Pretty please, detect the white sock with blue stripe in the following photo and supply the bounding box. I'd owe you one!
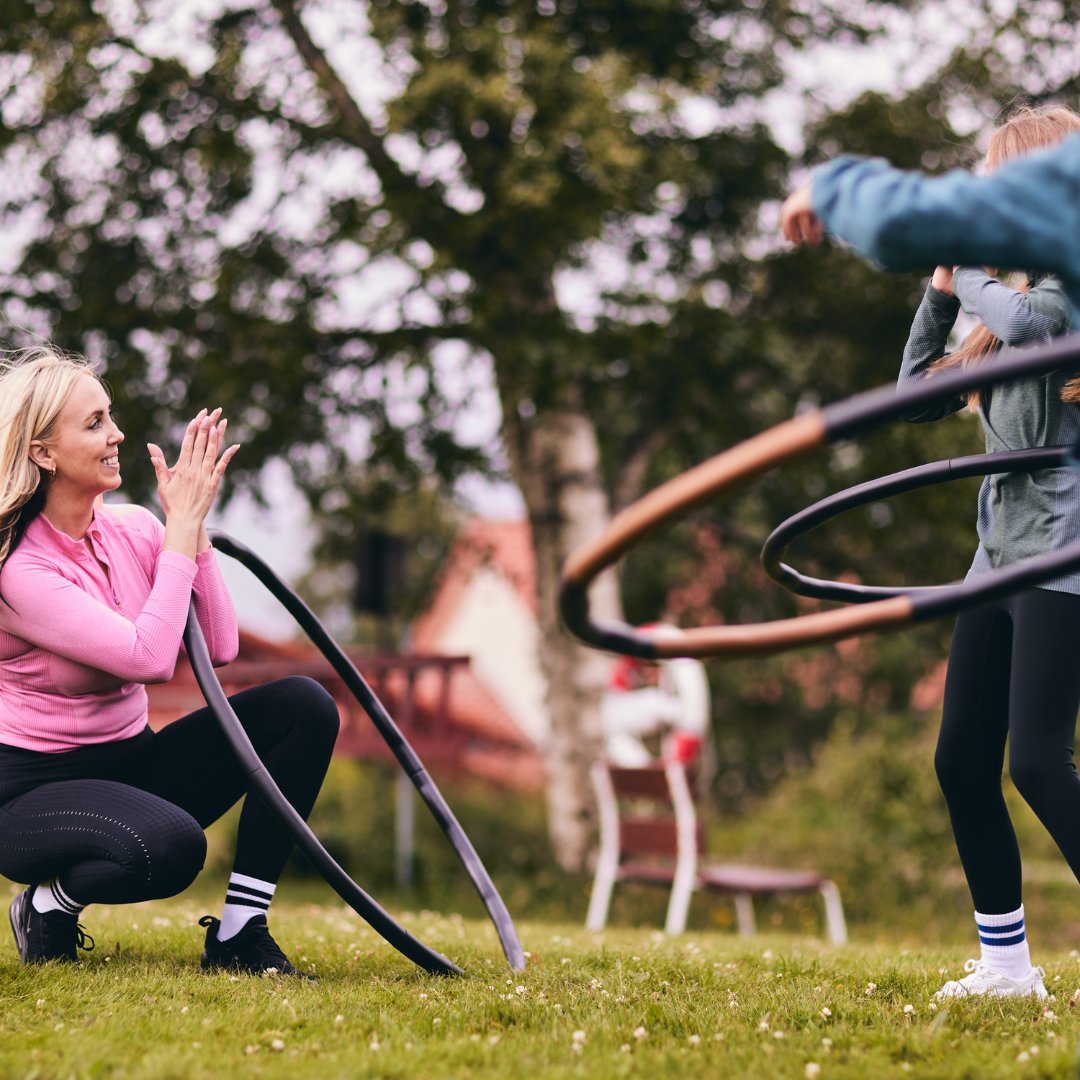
[976,905,1031,979]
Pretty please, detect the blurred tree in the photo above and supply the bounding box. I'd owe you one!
[0,0,880,869]
[1,0,1074,863]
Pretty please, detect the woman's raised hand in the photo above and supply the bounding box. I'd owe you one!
[148,409,240,561]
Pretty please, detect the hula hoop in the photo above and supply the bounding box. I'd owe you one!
[761,446,1071,603]
[183,529,527,975]
[559,335,1080,660]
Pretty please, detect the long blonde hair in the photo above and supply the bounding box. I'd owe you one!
[928,104,1080,406]
[0,345,102,579]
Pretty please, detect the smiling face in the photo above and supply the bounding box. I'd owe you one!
[29,373,124,498]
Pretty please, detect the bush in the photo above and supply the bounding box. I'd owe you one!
[710,709,1076,944]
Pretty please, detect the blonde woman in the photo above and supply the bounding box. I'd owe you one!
[0,347,338,973]
[782,105,1080,999]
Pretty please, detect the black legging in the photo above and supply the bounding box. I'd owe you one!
[935,587,1080,914]
[0,677,339,905]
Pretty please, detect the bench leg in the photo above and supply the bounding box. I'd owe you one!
[734,893,755,937]
[819,881,848,945]
[586,852,618,932]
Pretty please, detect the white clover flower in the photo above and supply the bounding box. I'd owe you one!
[688,1035,701,1046]
[633,1026,647,1040]
[271,1040,285,1053]
[516,986,526,996]
[928,1002,938,1011]
[820,1007,832,1019]
[758,1020,770,1033]
[433,1018,442,1026]
[805,1064,821,1079]
[368,1041,380,1052]
[572,1031,586,1044]
[773,1030,785,1040]
[904,1005,915,1015]
[488,1035,501,1046]
[620,1043,631,1052]
[821,1037,833,1049]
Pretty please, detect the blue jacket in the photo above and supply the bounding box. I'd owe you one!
[812,135,1080,317]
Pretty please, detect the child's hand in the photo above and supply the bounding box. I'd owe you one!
[931,265,956,296]
[780,186,824,246]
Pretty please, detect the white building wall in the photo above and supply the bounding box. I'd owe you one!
[432,566,551,747]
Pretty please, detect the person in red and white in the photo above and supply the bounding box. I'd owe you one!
[601,624,711,768]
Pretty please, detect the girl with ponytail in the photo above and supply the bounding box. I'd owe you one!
[782,103,1080,1000]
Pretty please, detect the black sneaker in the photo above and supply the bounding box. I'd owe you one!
[9,885,94,965]
[198,915,313,979]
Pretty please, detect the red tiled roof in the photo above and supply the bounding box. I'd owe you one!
[412,518,535,651]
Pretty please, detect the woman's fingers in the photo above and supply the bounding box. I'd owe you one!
[176,410,206,470]
[212,443,240,481]
[147,443,170,486]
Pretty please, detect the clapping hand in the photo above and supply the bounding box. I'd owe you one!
[148,409,240,559]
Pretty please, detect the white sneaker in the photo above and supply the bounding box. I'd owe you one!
[935,959,1048,1000]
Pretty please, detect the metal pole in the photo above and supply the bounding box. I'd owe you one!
[396,764,415,889]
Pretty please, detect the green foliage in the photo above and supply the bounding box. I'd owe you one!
[714,708,1077,944]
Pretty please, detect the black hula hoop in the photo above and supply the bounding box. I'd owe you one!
[761,446,1072,603]
[183,529,527,975]
[559,335,1080,659]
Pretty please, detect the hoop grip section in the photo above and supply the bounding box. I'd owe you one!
[560,336,1080,660]
[559,412,913,658]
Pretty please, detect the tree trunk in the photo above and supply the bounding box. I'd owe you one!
[507,407,622,871]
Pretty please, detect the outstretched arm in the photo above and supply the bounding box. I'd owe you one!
[781,136,1080,304]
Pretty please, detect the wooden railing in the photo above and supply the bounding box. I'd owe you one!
[147,652,472,766]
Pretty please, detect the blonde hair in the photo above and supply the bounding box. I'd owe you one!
[0,344,102,577]
[929,105,1080,405]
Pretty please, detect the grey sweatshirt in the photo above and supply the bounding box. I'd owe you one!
[898,268,1080,593]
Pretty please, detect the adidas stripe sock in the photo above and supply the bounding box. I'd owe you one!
[218,873,276,941]
[31,879,84,917]
[976,905,1031,979]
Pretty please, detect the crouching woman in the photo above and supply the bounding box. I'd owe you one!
[0,346,338,974]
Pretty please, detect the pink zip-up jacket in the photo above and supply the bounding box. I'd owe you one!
[0,503,239,752]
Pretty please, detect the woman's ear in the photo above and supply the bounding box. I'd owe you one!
[28,440,54,473]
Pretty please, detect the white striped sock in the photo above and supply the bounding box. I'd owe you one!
[31,879,84,916]
[976,905,1031,979]
[218,873,276,941]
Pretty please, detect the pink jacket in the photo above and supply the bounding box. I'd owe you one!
[0,504,239,752]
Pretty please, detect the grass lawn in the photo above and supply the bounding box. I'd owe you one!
[1,882,1078,1079]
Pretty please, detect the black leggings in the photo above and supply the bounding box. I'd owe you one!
[0,677,339,906]
[936,587,1080,914]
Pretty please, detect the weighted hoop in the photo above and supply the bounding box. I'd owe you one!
[761,446,1071,603]
[183,530,527,975]
[559,335,1080,660]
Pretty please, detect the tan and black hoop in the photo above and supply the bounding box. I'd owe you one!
[560,336,1080,660]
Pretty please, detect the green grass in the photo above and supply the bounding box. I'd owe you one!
[2,882,1078,1079]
